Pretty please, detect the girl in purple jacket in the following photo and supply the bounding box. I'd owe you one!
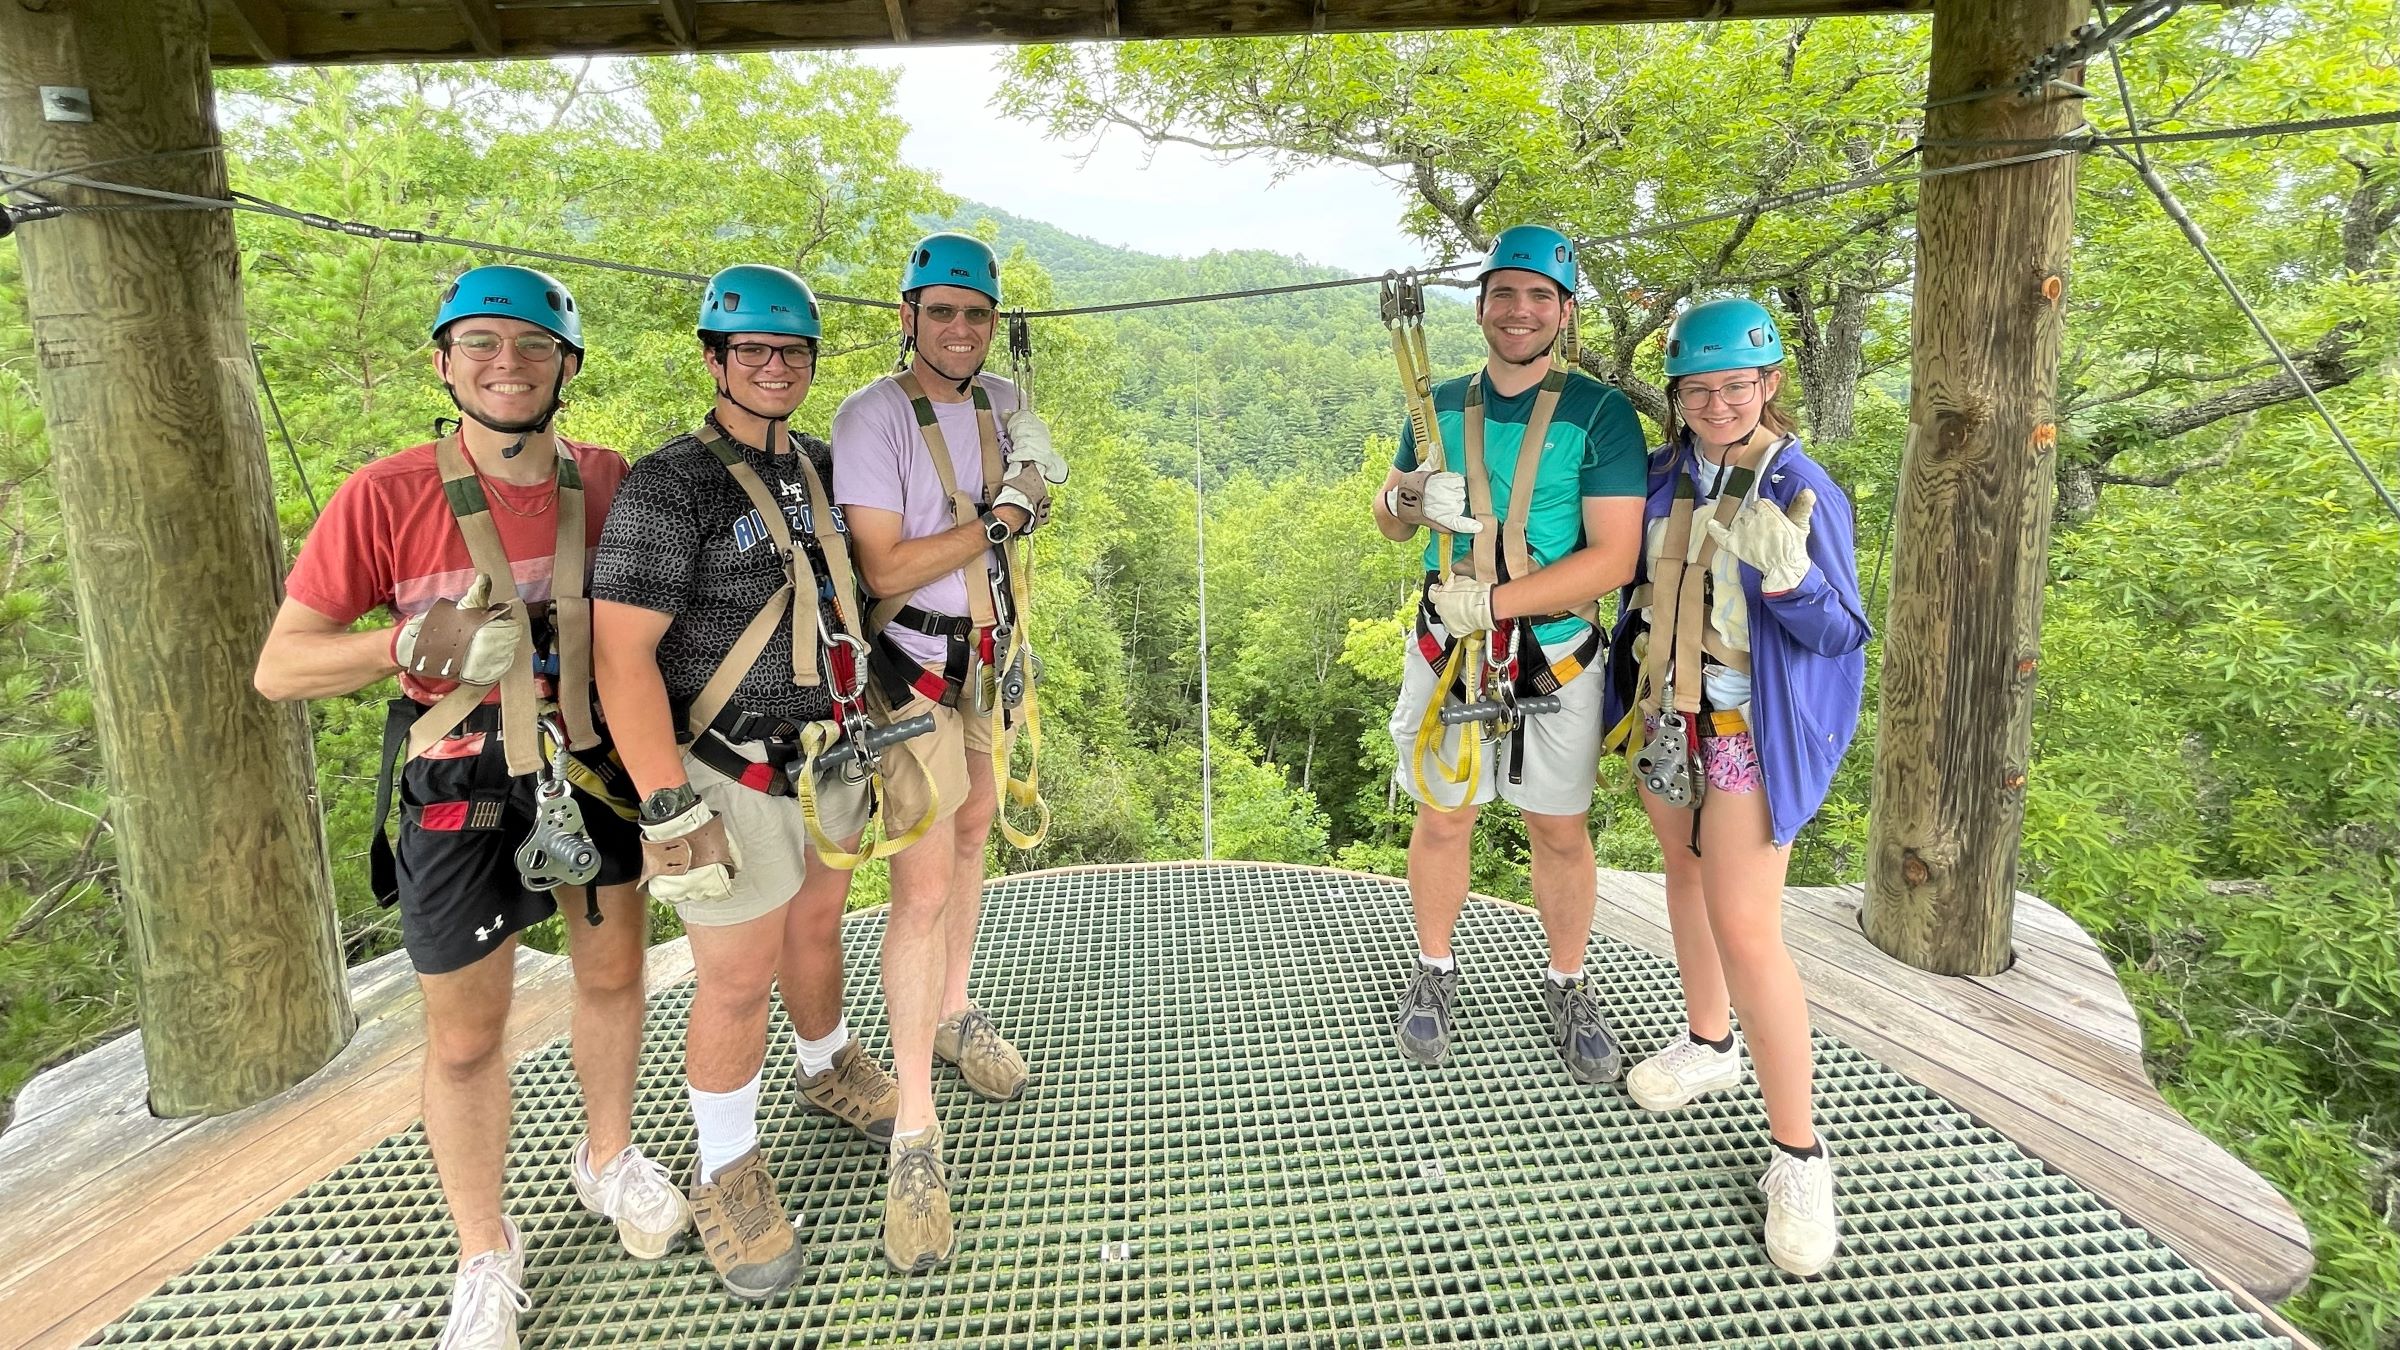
[1598,297,1870,1277]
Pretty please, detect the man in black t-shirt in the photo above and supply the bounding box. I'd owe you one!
[593,265,891,1303]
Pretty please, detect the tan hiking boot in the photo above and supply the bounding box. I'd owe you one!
[933,1007,1028,1101]
[687,1148,801,1302]
[881,1123,956,1274]
[797,1041,900,1144]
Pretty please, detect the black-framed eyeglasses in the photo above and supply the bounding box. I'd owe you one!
[910,301,997,328]
[725,341,817,370]
[1674,379,1764,410]
[448,330,564,362]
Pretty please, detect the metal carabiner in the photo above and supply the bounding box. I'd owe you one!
[821,628,870,707]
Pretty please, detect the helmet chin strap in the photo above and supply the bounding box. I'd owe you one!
[917,347,982,394]
[715,378,792,435]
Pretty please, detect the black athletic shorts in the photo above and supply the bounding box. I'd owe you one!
[387,702,643,976]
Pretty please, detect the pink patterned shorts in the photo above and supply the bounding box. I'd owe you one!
[1643,716,1763,794]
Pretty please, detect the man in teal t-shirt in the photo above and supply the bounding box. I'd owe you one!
[1370,224,1647,1087]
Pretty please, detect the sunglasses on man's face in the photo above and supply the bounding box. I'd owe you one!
[448,331,563,362]
[912,302,997,328]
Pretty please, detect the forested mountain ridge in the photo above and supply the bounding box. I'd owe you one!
[1,13,2394,1342]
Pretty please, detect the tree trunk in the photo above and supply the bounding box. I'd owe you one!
[1780,280,1869,444]
[0,0,355,1113]
[1863,0,2086,977]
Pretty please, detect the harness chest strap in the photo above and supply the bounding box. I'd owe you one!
[879,370,1008,635]
[686,422,865,741]
[1632,427,1778,722]
[1461,371,1602,629]
[408,435,591,776]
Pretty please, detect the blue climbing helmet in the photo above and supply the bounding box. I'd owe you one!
[1476,224,1579,297]
[901,232,1002,305]
[432,265,583,352]
[1663,297,1784,376]
[697,264,822,340]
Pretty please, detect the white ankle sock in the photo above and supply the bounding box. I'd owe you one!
[794,1019,852,1078]
[1418,952,1457,973]
[1546,966,1583,987]
[688,1070,762,1186]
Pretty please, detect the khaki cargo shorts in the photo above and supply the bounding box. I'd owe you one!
[872,691,1016,840]
[1388,622,1606,818]
[675,744,872,928]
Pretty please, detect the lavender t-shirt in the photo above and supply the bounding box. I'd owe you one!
[831,372,1022,667]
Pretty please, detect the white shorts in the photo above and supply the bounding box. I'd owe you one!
[1388,622,1605,818]
[674,745,872,928]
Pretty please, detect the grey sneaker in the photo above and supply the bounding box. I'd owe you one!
[1541,974,1625,1084]
[1393,961,1460,1066]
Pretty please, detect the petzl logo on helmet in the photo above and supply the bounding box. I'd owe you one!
[949,265,972,278]
[483,295,515,306]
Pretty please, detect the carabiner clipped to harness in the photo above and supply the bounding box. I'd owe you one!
[517,714,603,913]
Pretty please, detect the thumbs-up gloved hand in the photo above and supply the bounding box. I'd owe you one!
[1705,488,1818,594]
[392,573,523,686]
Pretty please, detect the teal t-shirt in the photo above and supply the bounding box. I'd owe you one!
[1395,368,1648,643]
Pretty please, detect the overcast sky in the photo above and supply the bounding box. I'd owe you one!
[864,45,1427,275]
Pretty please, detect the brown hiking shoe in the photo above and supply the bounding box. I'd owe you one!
[687,1148,801,1302]
[933,1007,1028,1101]
[797,1041,900,1144]
[881,1123,956,1274]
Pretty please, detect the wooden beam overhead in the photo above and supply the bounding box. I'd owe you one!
[659,0,700,49]
[454,0,503,57]
[199,0,2026,67]
[223,0,290,63]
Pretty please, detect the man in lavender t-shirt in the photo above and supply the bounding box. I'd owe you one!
[830,232,1064,1276]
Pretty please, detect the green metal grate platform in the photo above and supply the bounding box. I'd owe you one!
[93,863,2289,1348]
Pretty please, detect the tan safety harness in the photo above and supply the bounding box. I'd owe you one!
[681,418,938,869]
[863,368,1050,850]
[1382,273,1600,808]
[370,433,633,913]
[1613,426,1778,836]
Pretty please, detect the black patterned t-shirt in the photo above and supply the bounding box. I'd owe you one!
[592,419,853,726]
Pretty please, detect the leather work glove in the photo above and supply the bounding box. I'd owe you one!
[1705,488,1818,594]
[391,573,522,686]
[990,461,1053,535]
[1386,468,1481,534]
[1427,575,1497,636]
[1001,409,1069,484]
[638,799,744,907]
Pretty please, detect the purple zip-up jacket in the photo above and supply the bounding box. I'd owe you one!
[1600,435,1870,847]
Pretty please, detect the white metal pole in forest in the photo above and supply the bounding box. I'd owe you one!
[1193,367,1215,860]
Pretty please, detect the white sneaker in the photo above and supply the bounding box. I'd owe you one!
[1626,1031,1745,1111]
[1760,1145,1840,1277]
[573,1136,694,1260]
[435,1217,529,1350]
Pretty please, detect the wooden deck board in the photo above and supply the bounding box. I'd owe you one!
[1585,873,2314,1307]
[0,938,694,1350]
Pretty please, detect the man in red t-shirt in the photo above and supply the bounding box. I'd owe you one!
[256,267,688,1350]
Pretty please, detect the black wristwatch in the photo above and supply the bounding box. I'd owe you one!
[639,783,699,825]
[977,510,1015,545]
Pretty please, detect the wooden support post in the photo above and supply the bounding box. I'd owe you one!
[0,0,354,1114]
[1863,0,2086,975]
